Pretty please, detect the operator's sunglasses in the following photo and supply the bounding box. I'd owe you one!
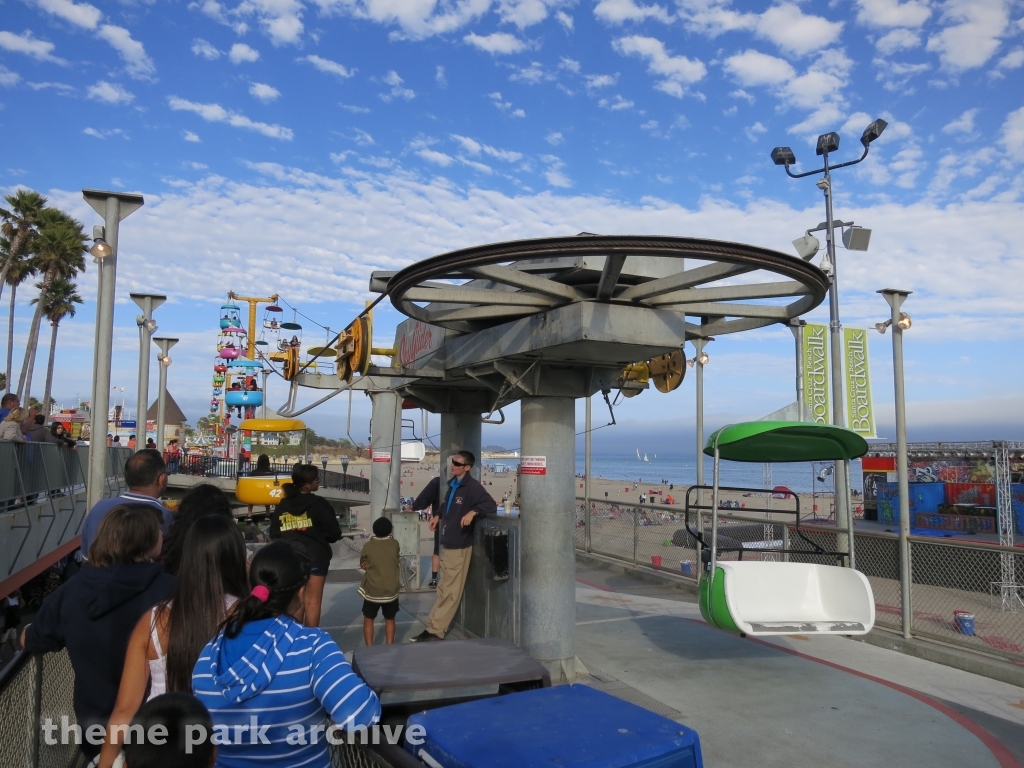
[451,459,468,467]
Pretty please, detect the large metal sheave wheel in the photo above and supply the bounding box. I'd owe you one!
[335,316,370,383]
[386,235,829,338]
[649,350,685,393]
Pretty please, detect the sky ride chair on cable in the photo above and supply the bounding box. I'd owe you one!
[684,421,875,637]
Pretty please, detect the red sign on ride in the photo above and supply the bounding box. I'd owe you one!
[520,456,547,475]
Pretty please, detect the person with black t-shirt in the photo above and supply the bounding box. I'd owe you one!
[268,464,341,627]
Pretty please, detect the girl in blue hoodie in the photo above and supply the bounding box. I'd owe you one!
[192,542,380,768]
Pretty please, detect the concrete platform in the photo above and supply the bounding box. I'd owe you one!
[320,539,1024,768]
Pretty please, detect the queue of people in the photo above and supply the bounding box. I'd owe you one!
[16,450,381,768]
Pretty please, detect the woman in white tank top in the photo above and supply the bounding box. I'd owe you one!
[97,516,249,768]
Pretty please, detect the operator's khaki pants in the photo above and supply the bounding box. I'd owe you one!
[426,545,472,638]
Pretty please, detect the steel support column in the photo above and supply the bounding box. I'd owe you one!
[369,390,403,519]
[519,395,576,681]
[439,413,482,483]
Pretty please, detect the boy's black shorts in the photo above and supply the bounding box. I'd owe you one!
[362,598,399,620]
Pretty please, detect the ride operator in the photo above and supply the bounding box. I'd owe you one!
[410,449,496,642]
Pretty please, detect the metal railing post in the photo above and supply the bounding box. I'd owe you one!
[633,506,639,567]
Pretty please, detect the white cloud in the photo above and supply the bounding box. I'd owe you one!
[340,103,370,113]
[192,39,221,59]
[555,11,574,29]
[379,70,414,102]
[559,57,581,73]
[436,65,447,87]
[168,96,294,140]
[26,80,73,94]
[943,108,978,135]
[0,30,66,63]
[87,80,134,104]
[315,0,491,41]
[417,148,455,167]
[229,43,260,64]
[854,0,931,28]
[875,28,921,54]
[510,62,551,84]
[183,131,201,142]
[34,0,102,29]
[83,127,126,139]
[990,47,1024,78]
[97,25,155,79]
[1001,106,1024,160]
[594,0,672,24]
[681,1,843,57]
[585,73,619,89]
[613,35,706,97]
[450,134,523,162]
[729,88,754,103]
[540,154,572,187]
[545,131,563,145]
[598,94,634,110]
[723,49,795,86]
[744,121,767,141]
[926,0,1010,71]
[464,32,527,54]
[496,0,568,29]
[874,58,930,91]
[250,82,281,102]
[489,91,526,117]
[301,55,355,78]
[350,128,374,146]
[0,66,20,87]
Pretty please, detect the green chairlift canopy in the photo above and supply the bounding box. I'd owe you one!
[703,421,869,463]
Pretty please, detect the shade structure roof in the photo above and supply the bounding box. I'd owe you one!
[704,421,869,463]
[239,417,306,432]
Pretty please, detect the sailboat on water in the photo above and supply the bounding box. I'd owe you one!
[637,449,651,462]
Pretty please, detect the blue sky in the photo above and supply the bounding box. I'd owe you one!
[1,0,1022,451]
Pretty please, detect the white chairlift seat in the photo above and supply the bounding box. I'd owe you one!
[711,561,875,636]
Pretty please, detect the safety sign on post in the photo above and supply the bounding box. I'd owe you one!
[372,450,392,463]
[520,456,547,475]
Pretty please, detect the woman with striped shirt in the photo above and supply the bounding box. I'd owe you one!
[193,542,380,767]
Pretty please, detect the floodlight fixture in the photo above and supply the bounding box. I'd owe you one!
[792,233,821,259]
[770,146,796,166]
[860,119,888,147]
[137,315,158,332]
[875,321,890,334]
[897,312,912,330]
[816,132,840,156]
[698,352,710,365]
[90,225,113,260]
[842,225,872,251]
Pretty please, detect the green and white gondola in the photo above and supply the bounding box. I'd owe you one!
[697,421,876,637]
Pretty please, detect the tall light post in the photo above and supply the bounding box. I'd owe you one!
[687,336,711,505]
[131,293,166,443]
[770,119,887,557]
[84,189,144,512]
[877,288,912,638]
[153,337,178,453]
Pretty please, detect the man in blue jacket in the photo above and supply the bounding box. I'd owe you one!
[410,450,496,641]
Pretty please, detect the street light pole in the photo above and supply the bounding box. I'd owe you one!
[690,334,711,507]
[83,189,144,512]
[770,120,887,564]
[153,337,178,454]
[131,293,166,446]
[878,288,913,639]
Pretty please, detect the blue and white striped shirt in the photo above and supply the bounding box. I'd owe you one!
[193,616,380,768]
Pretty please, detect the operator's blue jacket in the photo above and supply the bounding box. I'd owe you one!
[412,473,497,549]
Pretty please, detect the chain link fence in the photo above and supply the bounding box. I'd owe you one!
[0,649,79,768]
[579,496,1024,661]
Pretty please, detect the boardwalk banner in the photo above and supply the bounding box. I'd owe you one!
[801,323,830,424]
[843,327,877,438]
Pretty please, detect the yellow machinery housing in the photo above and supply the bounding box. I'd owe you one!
[234,418,307,506]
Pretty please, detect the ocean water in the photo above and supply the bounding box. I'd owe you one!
[571,453,863,495]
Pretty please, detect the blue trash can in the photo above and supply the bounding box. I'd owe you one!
[954,611,975,636]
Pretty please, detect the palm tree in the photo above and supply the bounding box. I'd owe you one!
[16,209,86,402]
[2,237,38,395]
[36,277,82,413]
[0,189,46,299]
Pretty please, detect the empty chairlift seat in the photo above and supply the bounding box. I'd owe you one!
[702,561,875,636]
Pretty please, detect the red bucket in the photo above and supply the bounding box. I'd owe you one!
[651,555,662,568]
